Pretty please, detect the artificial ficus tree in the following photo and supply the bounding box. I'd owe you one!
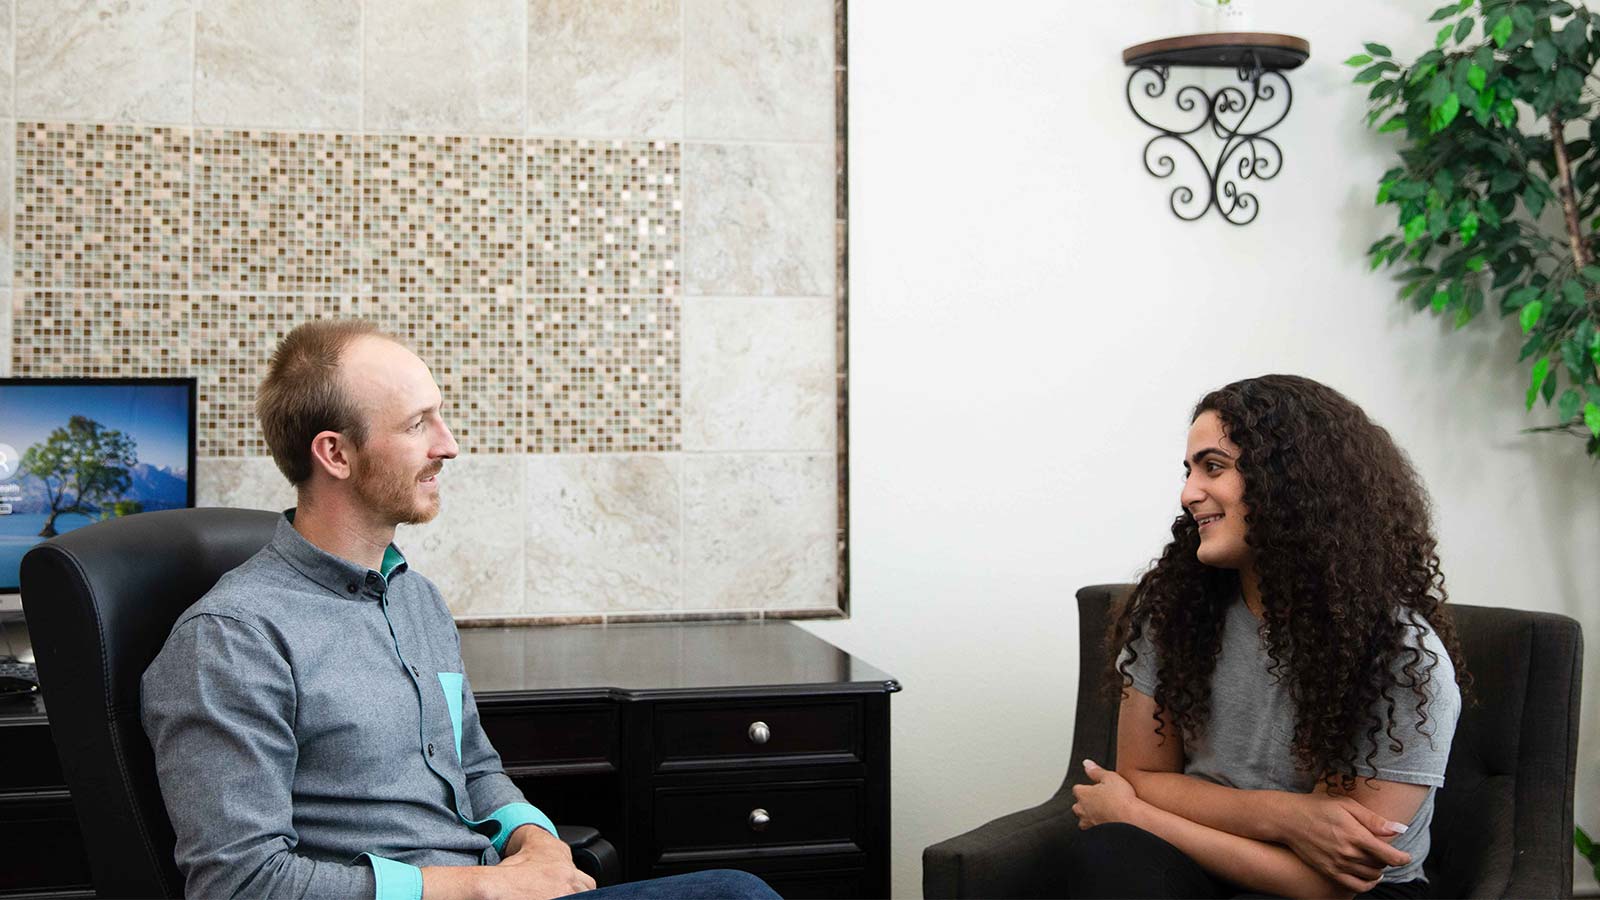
[1354,0,1600,458]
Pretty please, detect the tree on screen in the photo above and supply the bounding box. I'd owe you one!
[18,416,139,537]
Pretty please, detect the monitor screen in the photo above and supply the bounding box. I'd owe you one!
[0,378,197,592]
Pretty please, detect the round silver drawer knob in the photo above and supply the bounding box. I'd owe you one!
[747,721,770,745]
[748,808,770,832]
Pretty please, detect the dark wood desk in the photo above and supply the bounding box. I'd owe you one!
[0,621,898,899]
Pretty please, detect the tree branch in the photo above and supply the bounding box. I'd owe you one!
[1549,115,1591,268]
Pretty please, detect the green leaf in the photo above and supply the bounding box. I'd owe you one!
[1460,212,1481,244]
[1365,42,1393,57]
[1512,6,1535,31]
[1528,358,1551,410]
[1491,14,1514,47]
[1563,279,1586,306]
[1520,333,1546,361]
[1431,92,1461,132]
[1432,289,1451,312]
[1521,299,1544,332]
[1355,62,1399,83]
[1544,371,1559,405]
[1587,402,1600,436]
[1454,16,1474,43]
[1478,199,1503,228]
[1563,341,1588,378]
[1467,63,1487,91]
[1590,331,1600,368]
[1436,23,1455,47]
[1490,170,1521,194]
[1345,53,1374,67]
[1532,39,1557,70]
[1404,214,1427,244]
[1465,255,1486,271]
[1581,266,1600,283]
[1429,3,1459,21]
[1524,185,1546,217]
[1455,303,1475,328]
[1496,100,1517,127]
[1508,285,1542,308]
[1560,389,1582,422]
[1378,116,1408,134]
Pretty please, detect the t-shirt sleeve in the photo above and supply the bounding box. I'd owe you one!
[1115,628,1160,698]
[1353,618,1462,787]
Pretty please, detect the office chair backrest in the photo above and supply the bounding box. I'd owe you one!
[20,507,281,900]
[1067,584,1582,899]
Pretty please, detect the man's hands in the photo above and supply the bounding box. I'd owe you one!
[476,825,595,900]
[1271,791,1411,895]
[1071,759,1142,829]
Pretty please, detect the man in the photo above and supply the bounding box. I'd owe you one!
[142,320,777,900]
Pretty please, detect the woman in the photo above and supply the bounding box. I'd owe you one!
[1068,375,1469,899]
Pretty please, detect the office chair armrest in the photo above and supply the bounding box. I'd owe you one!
[554,825,621,888]
[922,795,1080,899]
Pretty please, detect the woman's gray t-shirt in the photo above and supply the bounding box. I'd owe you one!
[1118,598,1461,884]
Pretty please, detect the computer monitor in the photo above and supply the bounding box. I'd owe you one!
[0,377,197,593]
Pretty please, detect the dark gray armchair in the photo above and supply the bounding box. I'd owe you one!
[923,584,1584,899]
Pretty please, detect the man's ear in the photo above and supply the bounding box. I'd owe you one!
[308,430,354,481]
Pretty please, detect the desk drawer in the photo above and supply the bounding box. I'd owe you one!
[0,794,92,893]
[653,781,861,857]
[654,700,859,771]
[478,704,617,774]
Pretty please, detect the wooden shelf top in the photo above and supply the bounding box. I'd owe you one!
[1122,32,1310,70]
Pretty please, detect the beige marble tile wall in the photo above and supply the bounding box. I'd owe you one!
[3,0,843,623]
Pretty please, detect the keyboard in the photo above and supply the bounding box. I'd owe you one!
[0,660,39,695]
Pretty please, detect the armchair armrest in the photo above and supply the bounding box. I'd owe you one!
[555,825,620,888]
[923,795,1080,899]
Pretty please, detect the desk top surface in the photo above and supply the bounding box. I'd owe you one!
[459,620,899,700]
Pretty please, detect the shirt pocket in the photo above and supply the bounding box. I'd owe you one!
[438,672,465,763]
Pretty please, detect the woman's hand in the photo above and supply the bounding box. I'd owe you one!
[1278,792,1410,893]
[1071,759,1141,829]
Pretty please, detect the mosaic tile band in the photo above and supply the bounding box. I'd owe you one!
[13,124,681,455]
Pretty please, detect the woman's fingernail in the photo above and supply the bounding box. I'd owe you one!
[1387,821,1408,834]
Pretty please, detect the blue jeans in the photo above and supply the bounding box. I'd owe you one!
[570,869,781,899]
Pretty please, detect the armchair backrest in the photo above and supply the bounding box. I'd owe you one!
[19,507,281,899]
[1065,584,1583,899]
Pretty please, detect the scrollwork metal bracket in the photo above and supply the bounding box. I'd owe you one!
[1121,35,1309,226]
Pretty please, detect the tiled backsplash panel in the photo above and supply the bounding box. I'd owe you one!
[194,130,361,294]
[363,134,523,297]
[527,139,680,298]
[17,123,191,290]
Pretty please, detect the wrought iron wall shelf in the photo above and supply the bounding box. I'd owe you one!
[1122,33,1310,225]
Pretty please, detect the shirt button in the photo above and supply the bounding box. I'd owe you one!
[427,743,435,757]
[365,573,379,585]
[346,584,357,594]
[409,664,420,678]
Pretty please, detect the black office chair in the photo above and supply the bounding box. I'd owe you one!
[20,507,618,899]
[923,583,1585,899]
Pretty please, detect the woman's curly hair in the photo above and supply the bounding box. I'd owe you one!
[1109,374,1470,790]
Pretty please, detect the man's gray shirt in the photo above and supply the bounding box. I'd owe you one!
[141,514,556,899]
[1119,597,1461,885]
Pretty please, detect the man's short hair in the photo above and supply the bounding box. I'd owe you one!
[257,319,395,486]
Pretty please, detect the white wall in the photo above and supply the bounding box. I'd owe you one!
[802,1,1600,895]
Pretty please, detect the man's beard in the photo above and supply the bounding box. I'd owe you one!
[352,454,441,525]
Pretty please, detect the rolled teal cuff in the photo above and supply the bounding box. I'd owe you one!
[487,801,559,852]
[361,853,423,900]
